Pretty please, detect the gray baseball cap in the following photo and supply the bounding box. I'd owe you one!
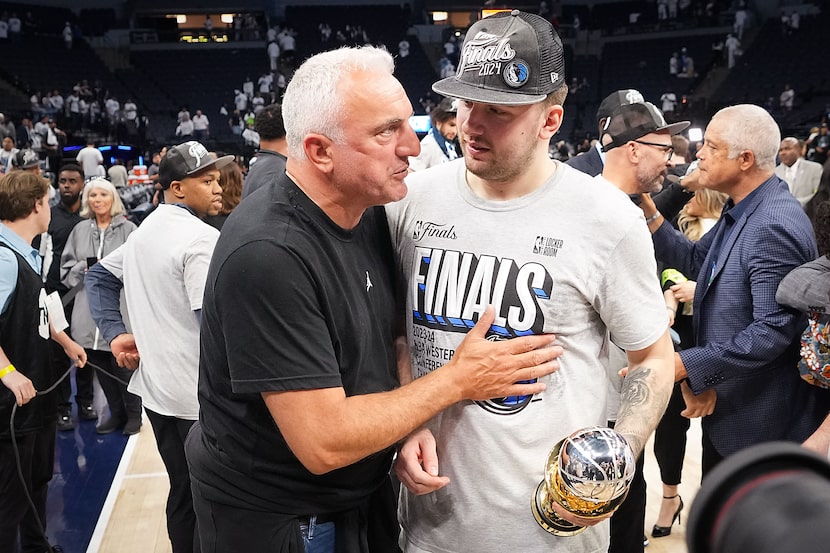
[432,10,566,106]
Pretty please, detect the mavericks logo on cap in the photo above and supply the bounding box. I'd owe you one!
[504,60,530,88]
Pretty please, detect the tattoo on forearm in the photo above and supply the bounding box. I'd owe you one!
[616,365,671,457]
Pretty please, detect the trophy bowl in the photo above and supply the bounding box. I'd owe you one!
[532,426,635,536]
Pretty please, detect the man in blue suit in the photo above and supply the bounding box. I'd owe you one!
[638,104,826,474]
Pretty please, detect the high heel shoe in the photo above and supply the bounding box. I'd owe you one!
[651,495,683,538]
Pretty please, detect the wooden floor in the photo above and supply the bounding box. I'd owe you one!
[87,418,703,553]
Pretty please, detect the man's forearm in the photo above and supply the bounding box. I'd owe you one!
[613,333,675,457]
[264,318,560,475]
[84,263,127,344]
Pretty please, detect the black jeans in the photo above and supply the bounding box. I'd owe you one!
[86,349,141,422]
[145,409,200,553]
[54,339,94,412]
[0,423,57,553]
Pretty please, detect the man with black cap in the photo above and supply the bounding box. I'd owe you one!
[598,100,689,553]
[568,89,645,177]
[11,148,42,174]
[568,89,698,221]
[386,10,675,553]
[601,101,690,195]
[85,140,232,553]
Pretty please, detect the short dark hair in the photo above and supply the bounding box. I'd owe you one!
[254,104,286,141]
[0,171,50,221]
[59,162,84,180]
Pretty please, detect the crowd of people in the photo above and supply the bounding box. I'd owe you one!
[3,7,830,553]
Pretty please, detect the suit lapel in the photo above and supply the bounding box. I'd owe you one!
[701,178,773,296]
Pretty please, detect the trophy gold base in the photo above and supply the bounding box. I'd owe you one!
[531,481,587,536]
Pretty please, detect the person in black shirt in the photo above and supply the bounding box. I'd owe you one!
[241,103,287,199]
[185,46,562,553]
[0,171,85,553]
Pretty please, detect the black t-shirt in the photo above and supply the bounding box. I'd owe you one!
[190,173,399,513]
[241,149,287,199]
[46,202,82,294]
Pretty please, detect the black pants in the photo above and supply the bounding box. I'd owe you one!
[86,349,141,422]
[609,452,646,553]
[653,383,691,485]
[0,423,57,553]
[190,478,306,552]
[145,409,200,553]
[54,339,94,412]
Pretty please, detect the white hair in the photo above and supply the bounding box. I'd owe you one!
[80,177,126,218]
[712,104,781,172]
[282,46,395,160]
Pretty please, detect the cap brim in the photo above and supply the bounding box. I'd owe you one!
[433,77,547,106]
[186,154,235,176]
[658,120,691,135]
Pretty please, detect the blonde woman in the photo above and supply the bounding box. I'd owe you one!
[652,180,728,538]
[677,187,729,241]
[61,178,141,434]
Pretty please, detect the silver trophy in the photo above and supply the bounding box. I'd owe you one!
[532,426,635,536]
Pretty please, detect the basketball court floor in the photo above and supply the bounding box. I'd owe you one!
[43,409,702,553]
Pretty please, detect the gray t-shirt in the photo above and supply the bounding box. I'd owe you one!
[386,160,667,553]
[101,205,218,419]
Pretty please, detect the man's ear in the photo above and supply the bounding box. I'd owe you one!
[737,149,755,172]
[539,104,565,140]
[168,180,186,200]
[303,134,335,174]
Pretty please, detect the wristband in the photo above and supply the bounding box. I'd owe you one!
[0,364,16,378]
[645,211,662,224]
[666,306,676,313]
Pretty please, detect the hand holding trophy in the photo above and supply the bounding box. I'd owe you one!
[532,426,635,536]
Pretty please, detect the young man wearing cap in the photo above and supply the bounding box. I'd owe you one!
[85,141,232,553]
[185,46,560,553]
[386,11,675,553]
[638,105,825,475]
[0,171,86,553]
